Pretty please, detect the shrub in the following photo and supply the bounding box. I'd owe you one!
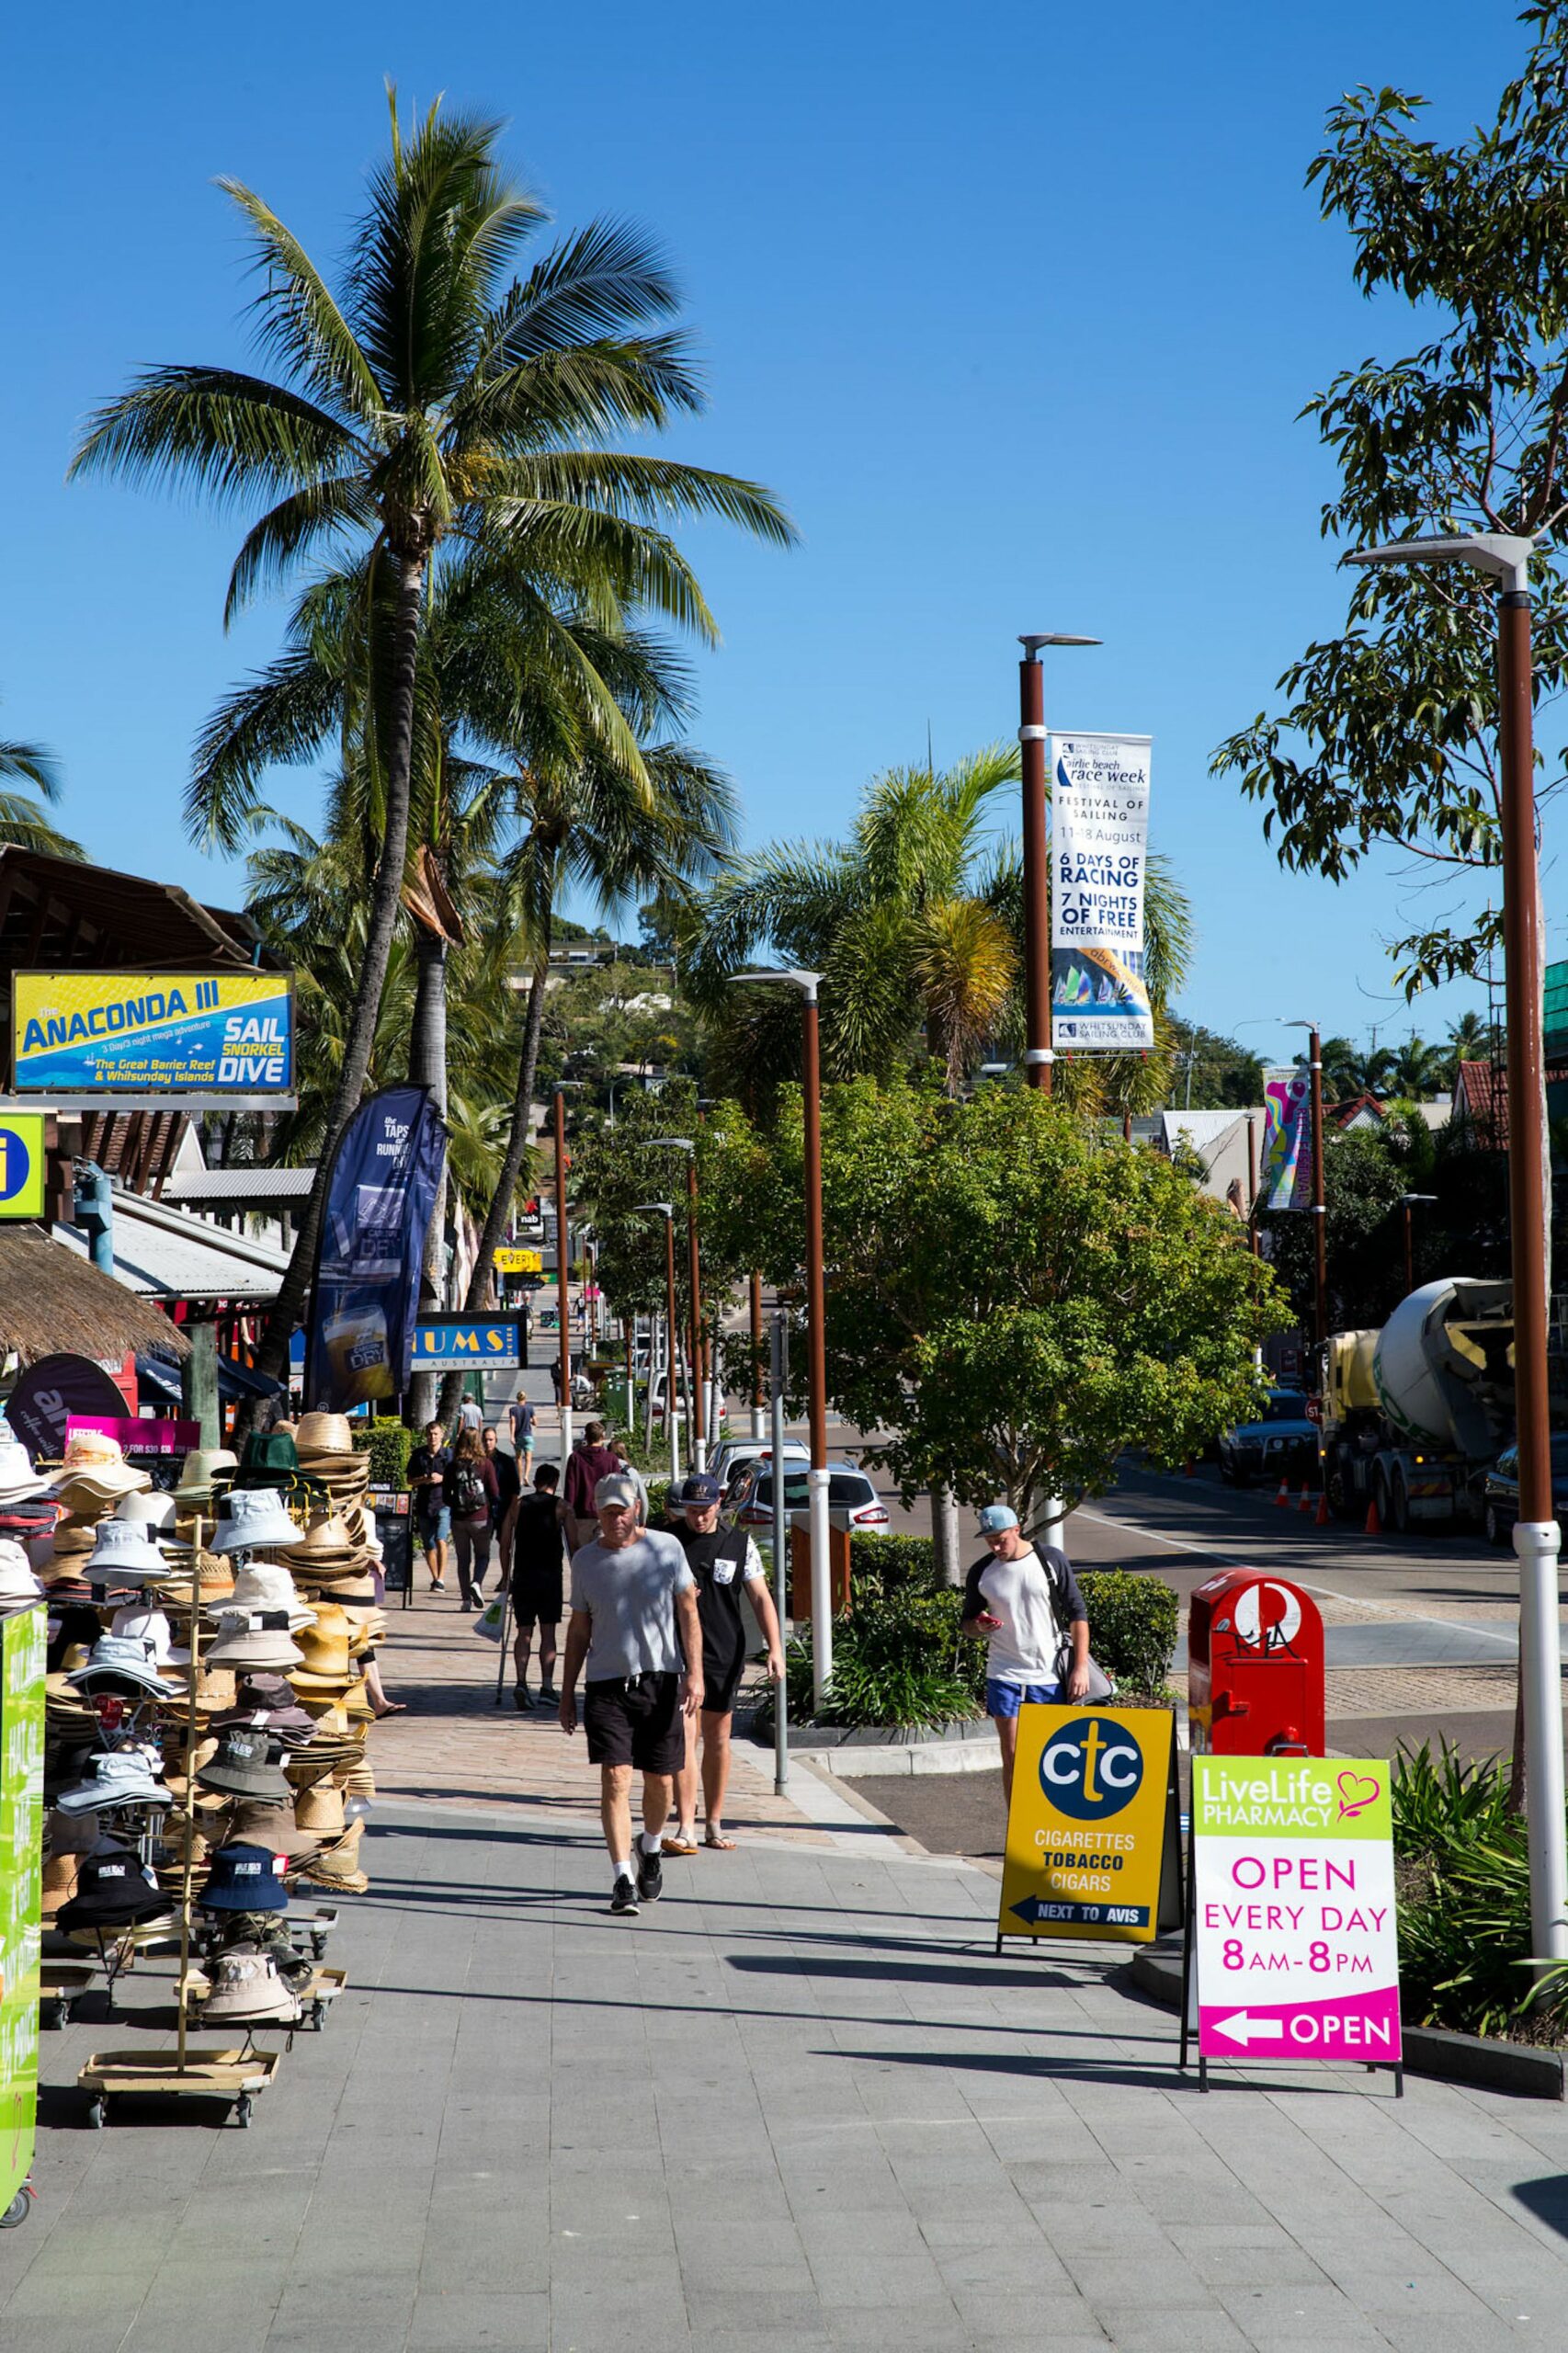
[353,1417,413,1490]
[850,1533,940,1595]
[760,1586,982,1732]
[1077,1571,1178,1693]
[644,1476,675,1524]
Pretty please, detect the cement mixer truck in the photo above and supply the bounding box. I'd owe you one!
[1319,1278,1514,1534]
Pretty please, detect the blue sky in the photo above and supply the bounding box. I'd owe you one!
[1,0,1536,1055]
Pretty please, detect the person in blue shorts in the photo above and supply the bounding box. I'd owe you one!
[960,1503,1091,1805]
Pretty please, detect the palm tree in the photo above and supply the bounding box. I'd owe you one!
[70,91,793,1390]
[1319,1037,1369,1101]
[0,716,80,857]
[1368,1033,1449,1101]
[1444,1008,1494,1086]
[683,747,1193,1100]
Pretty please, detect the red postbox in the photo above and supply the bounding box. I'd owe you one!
[1187,1570,1325,1756]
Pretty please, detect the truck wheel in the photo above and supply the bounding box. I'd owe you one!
[1372,1471,1392,1533]
[1390,1474,1411,1535]
[1484,1502,1506,1548]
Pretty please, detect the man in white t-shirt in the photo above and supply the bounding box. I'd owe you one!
[960,1503,1091,1802]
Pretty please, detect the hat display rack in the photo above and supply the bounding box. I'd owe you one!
[33,1433,387,2128]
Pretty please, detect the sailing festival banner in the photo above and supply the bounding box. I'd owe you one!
[1050,733,1153,1051]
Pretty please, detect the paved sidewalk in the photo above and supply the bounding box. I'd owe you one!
[7,1806,1568,2351]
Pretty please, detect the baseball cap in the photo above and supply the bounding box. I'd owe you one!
[594,1472,642,1509]
[976,1504,1018,1536]
[681,1472,722,1506]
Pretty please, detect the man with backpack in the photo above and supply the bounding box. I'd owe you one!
[960,1504,1092,1805]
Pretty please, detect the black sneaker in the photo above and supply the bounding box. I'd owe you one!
[610,1874,640,1915]
[513,1685,531,1711]
[538,1683,558,1706]
[636,1846,664,1904]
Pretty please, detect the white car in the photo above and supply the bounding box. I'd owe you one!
[726,1459,890,1533]
[710,1438,811,1492]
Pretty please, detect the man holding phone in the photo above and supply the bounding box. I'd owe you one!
[960,1503,1091,1804]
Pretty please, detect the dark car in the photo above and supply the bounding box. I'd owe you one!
[1217,1391,1320,1489]
[1481,1434,1568,1546]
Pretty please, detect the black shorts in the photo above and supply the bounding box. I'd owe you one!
[511,1564,563,1625]
[701,1646,745,1717]
[584,1673,684,1771]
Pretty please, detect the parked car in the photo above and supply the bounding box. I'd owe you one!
[1217,1391,1320,1488]
[725,1459,890,1532]
[710,1438,811,1493]
[1481,1434,1568,1546]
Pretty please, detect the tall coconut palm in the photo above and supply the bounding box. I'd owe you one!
[0,716,80,857]
[70,90,793,1390]
[1368,1033,1449,1101]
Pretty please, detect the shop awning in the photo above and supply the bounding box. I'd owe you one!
[137,1352,284,1407]
[52,1188,292,1303]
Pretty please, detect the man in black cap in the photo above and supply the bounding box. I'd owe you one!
[663,1470,785,1853]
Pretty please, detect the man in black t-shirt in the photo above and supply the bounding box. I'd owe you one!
[482,1424,521,1588]
[663,1471,785,1851]
[406,1419,452,1594]
[509,1463,566,1709]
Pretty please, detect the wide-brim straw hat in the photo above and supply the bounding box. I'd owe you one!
[292,1778,346,1835]
[341,1677,374,1721]
[282,1514,360,1566]
[294,1412,355,1457]
[288,1605,354,1689]
[53,1461,152,1508]
[159,1659,238,1712]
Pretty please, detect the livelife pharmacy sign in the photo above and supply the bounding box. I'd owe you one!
[1191,1754,1402,2063]
[998,1706,1178,1944]
[12,970,293,1095]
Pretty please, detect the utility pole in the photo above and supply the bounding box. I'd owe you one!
[1017,631,1099,1095]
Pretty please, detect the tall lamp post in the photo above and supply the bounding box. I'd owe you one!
[1281,1019,1327,1374]
[642,1138,705,1470]
[728,967,833,1701]
[551,1084,574,1463]
[632,1201,682,1487]
[1399,1193,1437,1300]
[1346,529,1565,1966]
[1017,631,1100,1095]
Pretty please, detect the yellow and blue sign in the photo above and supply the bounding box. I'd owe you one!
[998,1705,1178,1944]
[0,1116,45,1220]
[12,970,293,1094]
[412,1318,524,1369]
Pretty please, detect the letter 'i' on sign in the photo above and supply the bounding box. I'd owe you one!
[997,1706,1181,1945]
[0,1115,46,1219]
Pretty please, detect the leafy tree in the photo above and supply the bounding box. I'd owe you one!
[1319,1037,1372,1101]
[1368,1033,1450,1100]
[0,713,79,858]
[71,90,792,1392]
[1164,1017,1266,1108]
[1262,1125,1416,1329]
[1211,7,1568,995]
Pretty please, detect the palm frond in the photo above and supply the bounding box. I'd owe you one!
[69,368,358,506]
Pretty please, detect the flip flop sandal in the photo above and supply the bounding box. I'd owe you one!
[704,1832,737,1849]
[661,1836,699,1857]
[372,1702,408,1718]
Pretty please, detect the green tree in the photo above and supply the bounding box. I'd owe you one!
[1164,1017,1266,1108]
[1368,1033,1450,1100]
[71,91,792,1392]
[1211,8,1568,995]
[1262,1126,1414,1330]
[0,711,79,857]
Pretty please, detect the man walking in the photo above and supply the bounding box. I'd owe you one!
[558,1472,703,1915]
[507,1387,536,1481]
[406,1418,452,1595]
[482,1423,521,1590]
[960,1503,1091,1804]
[510,1461,566,1710]
[663,1471,784,1852]
[562,1419,626,1552]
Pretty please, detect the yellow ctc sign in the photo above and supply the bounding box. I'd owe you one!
[0,1115,45,1219]
[997,1705,1179,1945]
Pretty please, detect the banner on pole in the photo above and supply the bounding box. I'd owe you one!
[1050,733,1153,1051]
[305,1086,447,1410]
[1260,1061,1313,1211]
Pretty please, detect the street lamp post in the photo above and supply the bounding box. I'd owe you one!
[1282,1020,1328,1373]
[1017,631,1100,1095]
[1347,529,1565,1965]
[551,1086,574,1463]
[1399,1193,1438,1300]
[642,1138,704,1469]
[632,1201,682,1487]
[728,967,833,1702]
[750,1271,766,1440]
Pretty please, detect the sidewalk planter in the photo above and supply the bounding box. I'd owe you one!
[1129,1938,1567,2099]
[744,1716,996,1778]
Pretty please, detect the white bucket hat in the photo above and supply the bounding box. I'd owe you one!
[56,1747,173,1814]
[0,1539,43,1612]
[212,1489,299,1555]
[115,1490,177,1532]
[85,1518,171,1585]
[66,1631,181,1699]
[224,1559,312,1630]
[0,1431,52,1502]
[108,1604,176,1665]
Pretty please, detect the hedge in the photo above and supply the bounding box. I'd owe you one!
[1075,1571,1179,1694]
[353,1417,414,1490]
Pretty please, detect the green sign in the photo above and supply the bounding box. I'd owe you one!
[0,1116,45,1220]
[0,1605,43,2211]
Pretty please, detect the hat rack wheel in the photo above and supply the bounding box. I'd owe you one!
[311,1934,327,1961]
[234,2094,253,2129]
[85,2098,106,2131]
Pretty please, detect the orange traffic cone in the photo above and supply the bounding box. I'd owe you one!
[1274,1478,1290,1508]
[1364,1497,1381,1536]
[1314,1492,1330,1527]
[1297,1484,1312,1514]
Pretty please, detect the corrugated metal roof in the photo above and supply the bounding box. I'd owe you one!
[164,1166,314,1204]
[51,1189,291,1302]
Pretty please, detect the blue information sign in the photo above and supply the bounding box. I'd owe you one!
[412,1318,524,1369]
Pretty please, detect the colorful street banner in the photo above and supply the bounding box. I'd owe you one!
[305,1086,447,1410]
[0,1603,44,2217]
[0,1116,44,1220]
[1191,1754,1402,2064]
[998,1705,1180,1944]
[1050,733,1153,1052]
[1260,1060,1313,1211]
[12,970,294,1095]
[412,1318,524,1369]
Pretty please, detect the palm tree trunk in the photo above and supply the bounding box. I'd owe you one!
[435,920,551,1425]
[408,926,449,1427]
[248,546,426,1404]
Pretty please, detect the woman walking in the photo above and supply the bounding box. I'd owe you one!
[960,1503,1091,1805]
[449,1426,499,1611]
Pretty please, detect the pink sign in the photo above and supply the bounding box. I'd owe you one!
[67,1414,201,1460]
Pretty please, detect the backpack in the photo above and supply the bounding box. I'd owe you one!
[453,1461,487,1519]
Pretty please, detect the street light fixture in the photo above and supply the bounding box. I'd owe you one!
[1346,526,1565,1968]
[641,1137,706,1470]
[632,1200,682,1486]
[728,966,833,1702]
[1281,1020,1328,1371]
[1017,631,1101,1094]
[1398,1193,1438,1301]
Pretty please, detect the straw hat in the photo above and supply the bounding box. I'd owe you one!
[59,1428,126,1472]
[341,1678,374,1722]
[53,1462,151,1510]
[159,1658,238,1712]
[292,1779,346,1836]
[206,1611,305,1672]
[282,1515,360,1568]
[294,1412,355,1460]
[173,1447,238,1505]
[289,1606,354,1691]
[40,1849,81,1916]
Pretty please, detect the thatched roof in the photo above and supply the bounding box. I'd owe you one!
[0,1228,190,1363]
